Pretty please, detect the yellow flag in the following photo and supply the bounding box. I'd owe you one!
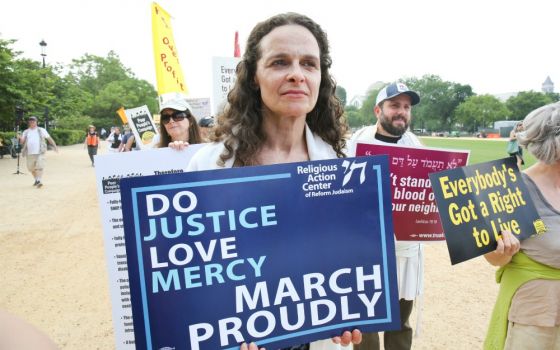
[116,106,127,124]
[151,2,188,99]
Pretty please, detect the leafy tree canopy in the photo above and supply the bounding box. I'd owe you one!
[506,91,556,120]
[455,94,510,132]
[404,75,473,132]
[335,85,347,107]
[0,37,157,132]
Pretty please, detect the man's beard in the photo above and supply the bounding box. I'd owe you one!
[379,112,409,137]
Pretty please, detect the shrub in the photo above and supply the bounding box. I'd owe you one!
[56,115,93,130]
[49,129,85,145]
[0,129,84,146]
[0,131,17,146]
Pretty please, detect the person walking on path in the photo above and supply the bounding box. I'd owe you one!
[84,125,99,166]
[20,116,58,188]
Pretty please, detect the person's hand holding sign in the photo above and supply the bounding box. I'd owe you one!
[241,342,264,350]
[332,329,362,346]
[240,330,362,349]
[483,230,520,266]
[168,140,189,150]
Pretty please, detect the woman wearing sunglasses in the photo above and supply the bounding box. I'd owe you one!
[123,99,203,150]
[157,98,203,148]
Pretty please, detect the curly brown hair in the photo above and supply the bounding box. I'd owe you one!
[212,12,347,166]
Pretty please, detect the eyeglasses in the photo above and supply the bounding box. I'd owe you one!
[161,111,188,125]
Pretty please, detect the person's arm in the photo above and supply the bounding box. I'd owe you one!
[125,135,135,151]
[118,135,127,152]
[509,129,517,141]
[19,131,27,144]
[483,230,520,266]
[46,136,58,153]
[0,309,59,350]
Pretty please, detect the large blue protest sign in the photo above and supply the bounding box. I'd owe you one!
[120,155,399,350]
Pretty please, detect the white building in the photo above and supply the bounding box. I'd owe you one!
[348,95,366,108]
[542,76,554,93]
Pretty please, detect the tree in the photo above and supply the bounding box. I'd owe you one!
[69,52,158,128]
[404,75,474,132]
[335,85,347,107]
[545,92,560,102]
[0,39,63,131]
[11,58,59,120]
[0,38,159,133]
[0,38,30,130]
[455,95,510,132]
[51,73,94,120]
[344,105,371,128]
[506,91,555,120]
[70,51,133,95]
[357,86,383,127]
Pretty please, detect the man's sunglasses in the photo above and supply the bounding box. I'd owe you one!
[161,111,189,124]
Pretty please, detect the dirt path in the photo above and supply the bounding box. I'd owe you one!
[0,144,500,349]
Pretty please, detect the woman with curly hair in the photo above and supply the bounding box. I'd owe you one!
[186,12,347,169]
[185,12,360,350]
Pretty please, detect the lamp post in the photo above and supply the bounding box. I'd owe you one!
[39,39,49,131]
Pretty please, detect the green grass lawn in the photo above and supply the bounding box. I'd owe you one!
[419,137,536,169]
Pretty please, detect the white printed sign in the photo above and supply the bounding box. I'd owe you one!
[212,56,241,115]
[94,145,203,349]
[186,97,211,121]
[125,105,158,150]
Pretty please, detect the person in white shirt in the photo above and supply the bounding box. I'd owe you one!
[20,116,58,188]
[182,12,360,350]
[350,82,422,350]
[106,126,122,153]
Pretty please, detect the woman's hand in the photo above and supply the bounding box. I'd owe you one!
[240,342,264,350]
[168,140,189,150]
[332,329,362,346]
[239,329,362,350]
[483,230,520,266]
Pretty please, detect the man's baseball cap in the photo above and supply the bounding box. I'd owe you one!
[376,82,420,106]
[28,116,38,121]
[159,98,192,113]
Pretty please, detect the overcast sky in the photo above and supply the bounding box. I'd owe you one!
[1,0,558,100]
